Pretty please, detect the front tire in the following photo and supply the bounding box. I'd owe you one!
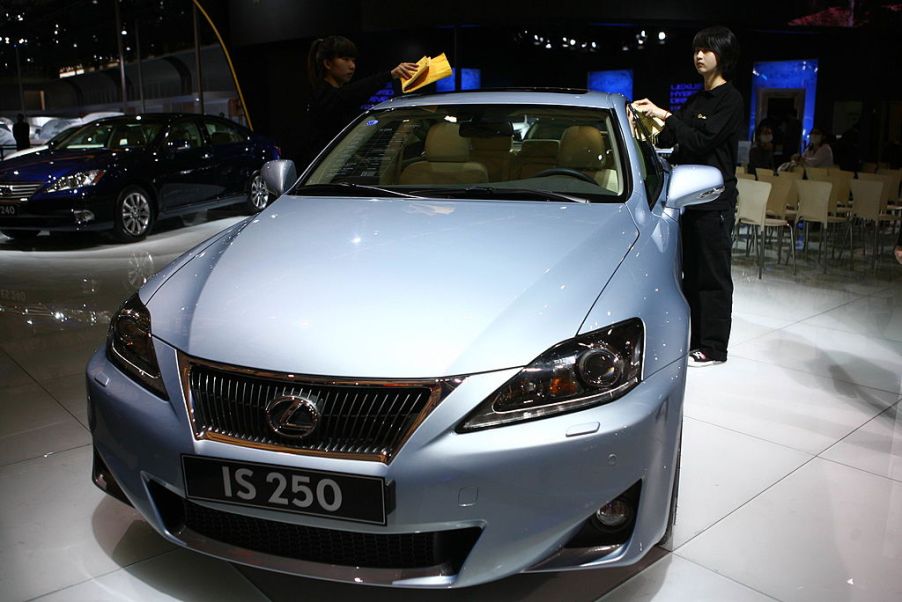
[245,171,271,213]
[113,186,154,243]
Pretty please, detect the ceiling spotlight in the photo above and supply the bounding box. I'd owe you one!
[640,30,647,39]
[658,31,666,41]
[591,41,597,48]
[545,43,552,49]
[121,29,127,35]
[569,38,576,45]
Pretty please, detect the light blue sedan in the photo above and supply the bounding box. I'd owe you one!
[87,90,723,588]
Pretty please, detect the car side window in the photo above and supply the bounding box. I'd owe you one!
[204,119,246,145]
[633,137,664,208]
[169,120,204,149]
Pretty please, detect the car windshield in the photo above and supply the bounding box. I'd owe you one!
[58,120,164,151]
[303,104,626,203]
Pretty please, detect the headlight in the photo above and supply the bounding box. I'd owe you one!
[458,318,643,431]
[46,169,105,193]
[107,293,168,399]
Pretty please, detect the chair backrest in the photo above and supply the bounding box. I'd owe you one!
[825,173,851,211]
[805,166,829,180]
[777,170,802,207]
[860,162,878,173]
[470,135,512,182]
[857,173,895,205]
[796,180,832,223]
[737,172,756,180]
[850,179,883,220]
[763,177,792,219]
[876,167,902,199]
[736,165,747,176]
[398,122,489,185]
[512,139,558,179]
[736,179,770,226]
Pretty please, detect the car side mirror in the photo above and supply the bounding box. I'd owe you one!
[665,165,725,209]
[261,160,297,196]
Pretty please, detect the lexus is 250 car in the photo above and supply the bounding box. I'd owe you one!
[0,114,278,242]
[87,90,723,588]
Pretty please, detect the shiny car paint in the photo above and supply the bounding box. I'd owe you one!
[87,90,719,588]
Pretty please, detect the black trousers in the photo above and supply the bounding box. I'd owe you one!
[681,208,734,361]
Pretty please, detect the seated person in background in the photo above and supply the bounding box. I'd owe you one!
[794,127,833,168]
[748,125,775,176]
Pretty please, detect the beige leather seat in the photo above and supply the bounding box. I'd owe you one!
[512,139,559,179]
[399,123,488,185]
[557,125,618,191]
[470,136,512,181]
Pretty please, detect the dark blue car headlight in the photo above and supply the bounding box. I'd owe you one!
[46,169,105,193]
[107,293,168,399]
[459,318,643,431]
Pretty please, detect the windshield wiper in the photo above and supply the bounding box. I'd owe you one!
[295,182,423,198]
[410,186,589,203]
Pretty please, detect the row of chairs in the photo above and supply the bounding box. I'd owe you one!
[734,168,901,278]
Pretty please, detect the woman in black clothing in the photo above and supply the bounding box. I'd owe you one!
[304,36,417,162]
[632,26,744,367]
[748,124,775,177]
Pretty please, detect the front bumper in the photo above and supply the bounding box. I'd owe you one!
[0,190,115,232]
[87,340,684,588]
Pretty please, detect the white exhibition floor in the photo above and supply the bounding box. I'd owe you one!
[1,214,900,602]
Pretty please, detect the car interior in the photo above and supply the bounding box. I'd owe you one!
[306,105,626,200]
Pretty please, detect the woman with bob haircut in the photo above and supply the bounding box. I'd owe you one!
[632,25,744,368]
[304,35,417,161]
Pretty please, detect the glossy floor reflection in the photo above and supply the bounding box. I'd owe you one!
[1,219,901,601]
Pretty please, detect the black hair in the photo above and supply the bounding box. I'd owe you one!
[692,26,740,79]
[306,35,358,87]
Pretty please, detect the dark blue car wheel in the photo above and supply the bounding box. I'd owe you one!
[113,185,154,243]
[245,171,270,213]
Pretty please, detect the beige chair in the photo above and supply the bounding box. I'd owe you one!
[804,166,829,180]
[470,135,512,182]
[796,180,852,271]
[776,171,804,217]
[511,139,559,179]
[757,172,797,221]
[737,172,756,181]
[860,162,878,174]
[736,179,796,278]
[399,123,489,185]
[736,165,747,176]
[850,179,902,265]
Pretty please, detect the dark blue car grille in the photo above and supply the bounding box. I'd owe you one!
[0,181,42,202]
[184,358,446,462]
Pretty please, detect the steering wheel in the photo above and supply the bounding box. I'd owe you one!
[532,168,597,184]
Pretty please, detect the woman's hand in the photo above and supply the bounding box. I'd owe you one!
[391,62,420,80]
[632,98,671,121]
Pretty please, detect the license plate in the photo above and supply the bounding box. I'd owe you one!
[182,456,390,525]
[0,204,16,216]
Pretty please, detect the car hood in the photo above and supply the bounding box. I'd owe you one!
[147,196,639,378]
[0,148,121,181]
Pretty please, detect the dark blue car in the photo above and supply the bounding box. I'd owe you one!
[0,114,280,243]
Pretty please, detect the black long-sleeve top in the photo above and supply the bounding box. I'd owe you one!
[656,82,744,211]
[306,71,392,160]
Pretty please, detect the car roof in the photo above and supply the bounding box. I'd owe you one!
[372,88,626,112]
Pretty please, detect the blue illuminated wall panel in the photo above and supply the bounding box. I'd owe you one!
[587,70,633,99]
[435,69,481,92]
[749,59,818,142]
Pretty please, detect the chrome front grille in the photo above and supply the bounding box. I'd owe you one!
[180,354,457,463]
[0,181,43,203]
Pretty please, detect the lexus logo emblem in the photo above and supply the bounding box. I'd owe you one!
[265,395,321,440]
